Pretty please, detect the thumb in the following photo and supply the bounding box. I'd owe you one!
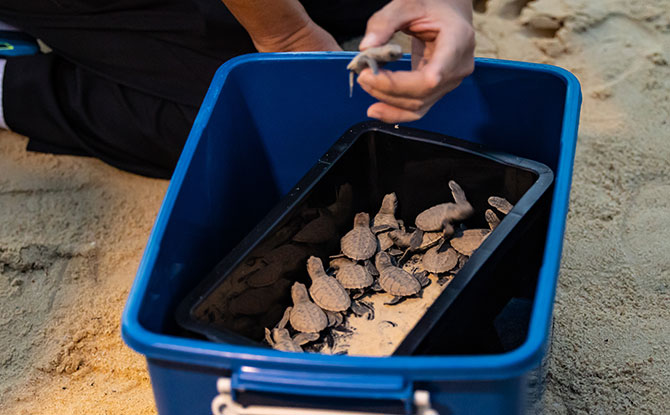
[359,0,420,50]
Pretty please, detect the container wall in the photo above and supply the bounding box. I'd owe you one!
[147,359,225,415]
[148,358,534,415]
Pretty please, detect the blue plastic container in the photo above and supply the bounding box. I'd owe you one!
[122,53,581,415]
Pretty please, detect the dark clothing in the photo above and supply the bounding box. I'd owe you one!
[0,0,385,178]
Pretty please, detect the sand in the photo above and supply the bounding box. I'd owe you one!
[323,254,453,357]
[1,0,670,413]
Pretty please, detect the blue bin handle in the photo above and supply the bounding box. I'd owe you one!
[210,366,439,415]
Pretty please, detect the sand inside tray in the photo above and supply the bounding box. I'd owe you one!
[315,254,453,356]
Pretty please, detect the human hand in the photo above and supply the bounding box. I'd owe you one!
[357,0,475,123]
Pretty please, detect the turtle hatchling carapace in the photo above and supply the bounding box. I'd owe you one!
[331,260,373,290]
[288,282,328,333]
[306,256,351,312]
[450,229,490,256]
[422,244,459,274]
[375,251,422,304]
[341,212,377,261]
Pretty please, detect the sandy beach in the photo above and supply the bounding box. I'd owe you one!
[1,0,669,413]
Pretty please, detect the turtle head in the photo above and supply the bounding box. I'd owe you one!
[379,193,398,215]
[273,328,292,342]
[353,212,370,228]
[291,282,310,304]
[382,43,403,61]
[306,256,326,280]
[329,257,352,270]
[375,251,393,270]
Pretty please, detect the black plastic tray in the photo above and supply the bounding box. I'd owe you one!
[175,121,554,355]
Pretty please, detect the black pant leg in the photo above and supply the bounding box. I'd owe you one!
[3,53,197,179]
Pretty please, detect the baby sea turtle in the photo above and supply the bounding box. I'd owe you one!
[488,196,513,215]
[307,256,351,312]
[246,262,284,288]
[373,193,401,253]
[228,278,291,315]
[329,256,355,269]
[415,181,474,232]
[375,251,427,305]
[246,244,308,288]
[422,243,459,274]
[450,229,490,256]
[292,210,337,244]
[485,209,501,230]
[264,327,306,353]
[346,43,403,97]
[327,183,353,228]
[330,259,373,290]
[341,212,377,261]
[286,282,328,334]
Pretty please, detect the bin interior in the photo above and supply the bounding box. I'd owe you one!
[176,126,543,354]
[133,56,571,359]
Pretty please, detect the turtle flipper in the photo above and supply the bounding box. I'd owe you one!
[449,180,468,205]
[409,229,424,250]
[350,300,374,320]
[325,310,343,327]
[276,306,292,329]
[485,209,501,230]
[351,288,366,300]
[437,274,452,286]
[414,270,431,288]
[397,248,412,266]
[364,259,379,277]
[326,332,335,349]
[371,224,395,234]
[371,280,383,292]
[385,295,406,306]
[293,332,320,346]
[441,219,455,238]
[264,327,274,347]
[363,56,380,74]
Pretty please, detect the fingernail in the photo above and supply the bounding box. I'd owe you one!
[359,33,378,50]
[368,108,381,119]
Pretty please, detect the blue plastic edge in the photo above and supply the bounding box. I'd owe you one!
[121,52,582,382]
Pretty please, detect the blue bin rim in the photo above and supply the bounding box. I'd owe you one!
[122,53,582,382]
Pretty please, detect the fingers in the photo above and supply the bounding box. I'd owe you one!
[359,0,422,49]
[367,102,427,124]
[358,80,426,112]
[359,67,462,124]
[424,25,475,80]
[357,67,442,99]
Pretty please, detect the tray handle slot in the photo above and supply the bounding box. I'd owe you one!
[211,368,439,415]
